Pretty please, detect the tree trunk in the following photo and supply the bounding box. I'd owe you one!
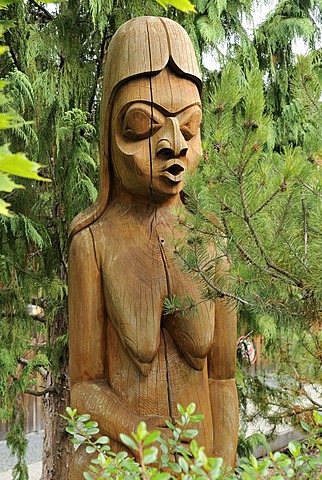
[41,309,72,480]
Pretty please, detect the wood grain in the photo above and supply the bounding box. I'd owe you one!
[68,17,238,479]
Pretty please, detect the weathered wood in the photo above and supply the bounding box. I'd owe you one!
[68,16,238,479]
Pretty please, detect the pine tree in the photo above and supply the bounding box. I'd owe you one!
[176,0,322,438]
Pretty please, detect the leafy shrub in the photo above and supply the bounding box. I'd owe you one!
[63,404,322,479]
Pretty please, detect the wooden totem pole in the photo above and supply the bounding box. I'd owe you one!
[68,16,238,479]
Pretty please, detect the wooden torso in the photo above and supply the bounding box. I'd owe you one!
[90,203,215,448]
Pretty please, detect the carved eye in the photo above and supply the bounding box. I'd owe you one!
[122,108,162,141]
[180,109,202,141]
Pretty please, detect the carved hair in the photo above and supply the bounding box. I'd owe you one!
[69,16,202,240]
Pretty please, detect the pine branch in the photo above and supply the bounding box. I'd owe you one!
[25,386,57,397]
[239,173,303,288]
[298,178,322,198]
[239,128,253,173]
[213,192,244,219]
[301,335,322,363]
[302,199,308,263]
[8,46,21,71]
[250,186,281,217]
[275,193,293,237]
[300,72,320,114]
[180,219,225,237]
[285,238,311,273]
[32,314,46,324]
[174,247,249,305]
[221,152,238,177]
[0,256,39,278]
[18,357,48,380]
[28,0,54,21]
[221,215,284,281]
[88,27,108,116]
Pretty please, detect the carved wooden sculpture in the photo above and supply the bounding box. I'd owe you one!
[68,17,238,479]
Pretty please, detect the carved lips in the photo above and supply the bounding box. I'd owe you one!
[162,160,185,183]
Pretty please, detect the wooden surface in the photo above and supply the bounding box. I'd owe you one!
[68,17,238,479]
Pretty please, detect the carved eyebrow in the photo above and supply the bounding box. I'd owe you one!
[119,101,201,118]
[124,103,165,123]
[150,102,202,117]
[119,103,164,124]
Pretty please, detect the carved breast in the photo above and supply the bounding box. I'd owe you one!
[90,205,215,375]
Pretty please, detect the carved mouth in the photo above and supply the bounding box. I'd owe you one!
[163,162,185,183]
[167,164,184,176]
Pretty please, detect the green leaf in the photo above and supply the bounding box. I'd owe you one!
[168,461,182,473]
[0,197,12,216]
[288,441,301,458]
[137,421,147,440]
[209,457,223,478]
[84,421,98,428]
[77,414,91,422]
[66,407,77,418]
[178,456,189,473]
[0,172,23,192]
[95,436,109,445]
[0,0,20,8]
[189,414,204,422]
[155,0,196,13]
[313,410,322,425]
[177,404,185,415]
[183,429,198,439]
[71,438,83,444]
[190,439,199,458]
[98,452,106,467]
[143,430,160,446]
[151,473,171,480]
[85,445,96,454]
[119,433,138,452]
[165,420,176,430]
[115,451,128,461]
[190,464,206,475]
[0,112,16,129]
[83,472,93,480]
[198,448,208,466]
[86,428,100,435]
[300,421,311,432]
[186,403,196,415]
[143,446,158,464]
[0,146,50,181]
[66,426,77,435]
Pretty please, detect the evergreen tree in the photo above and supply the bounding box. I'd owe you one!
[176,0,322,438]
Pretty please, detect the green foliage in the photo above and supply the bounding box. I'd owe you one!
[156,0,196,13]
[0,16,49,216]
[64,404,322,479]
[178,56,322,325]
[173,37,322,440]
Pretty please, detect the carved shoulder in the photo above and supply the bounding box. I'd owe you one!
[69,226,99,270]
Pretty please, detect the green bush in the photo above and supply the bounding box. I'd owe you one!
[63,404,322,479]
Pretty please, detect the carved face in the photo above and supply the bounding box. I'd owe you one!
[110,68,202,200]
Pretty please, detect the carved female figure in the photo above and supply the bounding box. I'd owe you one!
[68,17,238,479]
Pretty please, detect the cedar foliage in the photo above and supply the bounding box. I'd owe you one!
[0,0,321,477]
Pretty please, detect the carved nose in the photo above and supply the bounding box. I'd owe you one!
[156,117,188,159]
